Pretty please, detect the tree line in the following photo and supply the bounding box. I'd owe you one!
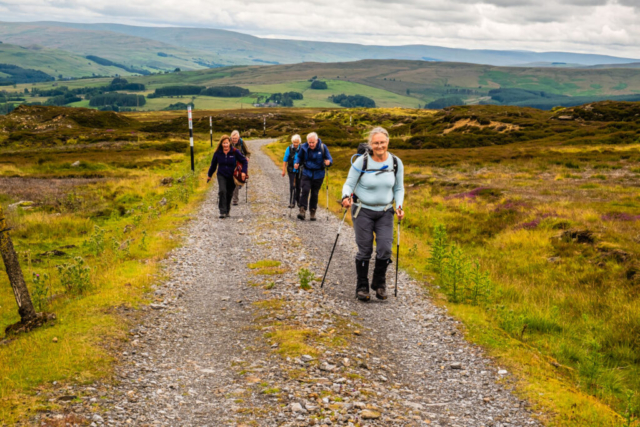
[329,94,376,108]
[148,85,250,98]
[0,64,55,86]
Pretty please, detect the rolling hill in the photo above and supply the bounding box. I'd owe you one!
[5,59,640,111]
[0,42,129,79]
[0,21,638,75]
[0,22,231,74]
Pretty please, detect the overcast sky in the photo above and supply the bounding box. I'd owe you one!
[1,0,639,58]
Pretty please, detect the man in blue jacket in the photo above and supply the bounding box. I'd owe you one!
[294,132,333,221]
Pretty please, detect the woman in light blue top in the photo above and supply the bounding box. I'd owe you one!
[341,127,405,301]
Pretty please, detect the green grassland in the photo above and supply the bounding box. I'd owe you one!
[17,78,420,111]
[0,43,129,79]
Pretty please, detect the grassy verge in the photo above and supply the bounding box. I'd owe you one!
[0,134,215,423]
[265,138,640,426]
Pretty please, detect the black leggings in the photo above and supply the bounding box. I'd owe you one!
[217,174,236,214]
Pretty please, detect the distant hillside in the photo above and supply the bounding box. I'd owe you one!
[6,59,640,111]
[0,22,231,73]
[0,21,637,73]
[0,42,128,79]
[120,59,640,103]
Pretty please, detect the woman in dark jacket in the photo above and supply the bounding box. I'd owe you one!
[207,135,248,218]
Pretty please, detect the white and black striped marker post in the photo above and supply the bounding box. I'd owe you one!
[209,116,213,148]
[188,106,194,172]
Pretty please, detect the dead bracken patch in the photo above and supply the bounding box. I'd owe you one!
[442,118,520,135]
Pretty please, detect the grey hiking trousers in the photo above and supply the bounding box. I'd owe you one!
[352,206,394,261]
[232,184,242,204]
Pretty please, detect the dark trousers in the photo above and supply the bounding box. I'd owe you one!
[299,176,324,211]
[288,171,301,206]
[352,206,394,261]
[217,174,236,214]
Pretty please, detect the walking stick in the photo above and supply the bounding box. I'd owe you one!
[326,168,330,221]
[246,180,248,204]
[320,159,367,289]
[395,213,402,297]
[320,208,349,288]
[289,174,296,217]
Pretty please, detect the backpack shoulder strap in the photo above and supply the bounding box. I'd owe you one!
[390,153,399,186]
[359,153,369,178]
[321,141,328,158]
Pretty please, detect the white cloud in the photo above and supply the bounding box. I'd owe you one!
[0,0,638,57]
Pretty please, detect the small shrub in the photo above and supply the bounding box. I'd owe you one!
[428,223,448,273]
[298,268,315,290]
[84,225,105,256]
[441,243,468,303]
[31,272,51,311]
[57,257,91,295]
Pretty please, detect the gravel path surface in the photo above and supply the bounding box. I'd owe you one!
[53,139,540,427]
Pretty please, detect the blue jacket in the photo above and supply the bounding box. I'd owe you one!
[283,145,300,173]
[207,148,248,178]
[294,140,333,180]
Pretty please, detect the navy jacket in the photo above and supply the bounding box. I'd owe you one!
[207,148,248,178]
[294,140,333,180]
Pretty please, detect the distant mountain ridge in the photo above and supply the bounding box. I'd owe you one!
[0,21,638,75]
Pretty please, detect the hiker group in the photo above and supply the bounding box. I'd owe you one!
[207,127,405,302]
[285,128,405,300]
[282,132,332,221]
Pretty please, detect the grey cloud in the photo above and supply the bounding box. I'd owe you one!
[0,0,637,57]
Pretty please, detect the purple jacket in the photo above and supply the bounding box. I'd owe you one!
[207,148,248,178]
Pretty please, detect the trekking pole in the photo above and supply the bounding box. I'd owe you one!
[320,165,367,289]
[326,168,330,221]
[395,213,402,297]
[289,175,296,218]
[320,208,349,288]
[246,180,248,204]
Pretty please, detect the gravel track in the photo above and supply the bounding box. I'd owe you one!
[53,139,540,427]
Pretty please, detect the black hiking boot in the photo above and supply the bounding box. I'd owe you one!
[371,258,391,300]
[355,259,370,302]
[310,209,317,221]
[297,207,306,220]
[219,213,226,219]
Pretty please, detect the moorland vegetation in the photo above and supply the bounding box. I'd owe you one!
[1,102,640,426]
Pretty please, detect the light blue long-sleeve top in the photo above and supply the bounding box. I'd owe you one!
[341,154,405,211]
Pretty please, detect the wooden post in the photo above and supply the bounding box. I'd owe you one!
[188,106,194,172]
[0,205,37,323]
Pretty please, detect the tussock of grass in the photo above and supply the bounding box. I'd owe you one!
[248,260,282,269]
[265,327,319,358]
